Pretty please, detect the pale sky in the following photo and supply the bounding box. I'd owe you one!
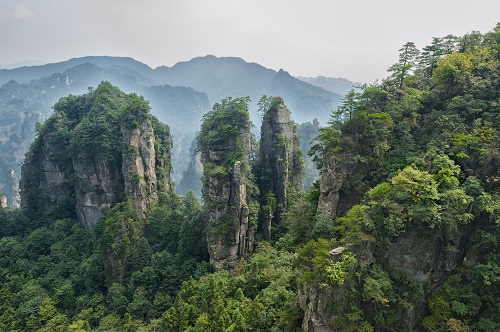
[0,0,498,83]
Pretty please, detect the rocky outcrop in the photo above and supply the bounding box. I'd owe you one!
[202,158,252,271]
[20,114,76,219]
[72,154,121,227]
[297,246,359,332]
[0,193,7,208]
[297,226,470,331]
[316,152,356,219]
[120,119,158,219]
[199,97,253,270]
[298,279,347,332]
[258,96,303,239]
[20,82,172,227]
[204,160,252,271]
[387,226,466,287]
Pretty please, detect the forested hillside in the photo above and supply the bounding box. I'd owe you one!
[0,25,498,331]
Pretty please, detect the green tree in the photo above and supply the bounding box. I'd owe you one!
[99,202,143,285]
[431,52,474,98]
[388,42,420,89]
[106,283,129,317]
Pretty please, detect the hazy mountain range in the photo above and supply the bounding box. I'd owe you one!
[0,55,354,205]
[297,75,360,96]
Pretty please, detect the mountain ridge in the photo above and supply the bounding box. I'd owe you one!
[156,55,344,124]
[0,54,347,205]
[1,55,353,96]
[297,75,359,96]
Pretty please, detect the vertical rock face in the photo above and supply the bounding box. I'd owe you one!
[72,155,122,227]
[20,82,172,227]
[297,227,470,331]
[120,119,158,219]
[199,97,253,270]
[20,114,76,219]
[298,277,348,332]
[230,161,250,257]
[316,152,356,219]
[0,193,7,208]
[258,96,303,239]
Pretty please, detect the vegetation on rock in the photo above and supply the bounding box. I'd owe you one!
[0,25,498,331]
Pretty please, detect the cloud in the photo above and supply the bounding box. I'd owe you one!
[11,3,35,19]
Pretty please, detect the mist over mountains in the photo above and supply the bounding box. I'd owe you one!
[297,75,360,97]
[0,55,353,205]
[155,55,346,124]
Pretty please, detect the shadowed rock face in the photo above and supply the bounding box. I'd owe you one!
[316,152,357,219]
[20,114,77,219]
[20,82,172,227]
[297,227,469,331]
[258,97,303,240]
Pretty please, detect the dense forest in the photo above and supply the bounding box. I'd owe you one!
[0,25,499,331]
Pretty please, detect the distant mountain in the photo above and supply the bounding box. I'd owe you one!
[0,57,209,205]
[156,55,343,124]
[1,55,345,125]
[0,56,157,86]
[0,60,45,69]
[297,76,359,97]
[0,55,348,204]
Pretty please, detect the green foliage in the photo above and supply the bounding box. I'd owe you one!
[257,95,274,119]
[160,243,300,331]
[295,238,358,286]
[296,25,499,330]
[99,202,143,285]
[2,25,500,332]
[278,197,316,249]
[432,53,474,97]
[198,96,250,153]
[0,188,209,330]
[362,264,393,306]
[311,213,336,239]
[334,157,475,250]
[387,41,420,89]
[67,82,127,162]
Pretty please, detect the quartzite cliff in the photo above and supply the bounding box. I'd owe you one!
[257,96,304,239]
[20,82,172,227]
[199,97,254,270]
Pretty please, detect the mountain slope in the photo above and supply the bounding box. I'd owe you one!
[297,75,358,96]
[155,55,343,124]
[0,56,157,86]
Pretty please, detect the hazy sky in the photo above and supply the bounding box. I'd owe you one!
[1,0,499,83]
